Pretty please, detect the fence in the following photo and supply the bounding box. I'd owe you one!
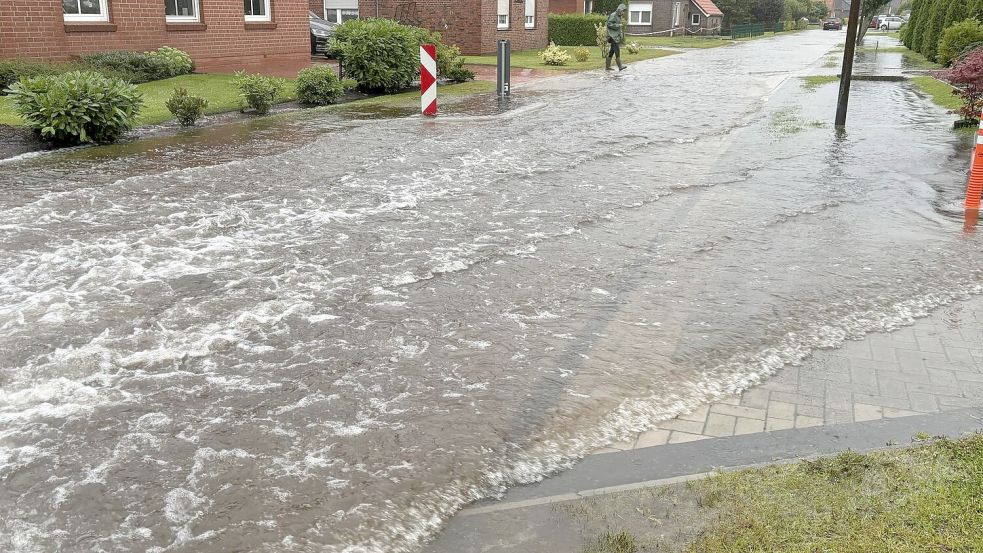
[729,23,766,39]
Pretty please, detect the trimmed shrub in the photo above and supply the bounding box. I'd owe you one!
[330,19,472,92]
[296,65,352,105]
[79,50,172,83]
[548,13,608,46]
[540,42,572,66]
[626,41,641,54]
[166,87,207,126]
[573,47,592,62]
[233,71,285,115]
[148,46,195,76]
[0,59,64,95]
[938,19,983,66]
[7,70,142,144]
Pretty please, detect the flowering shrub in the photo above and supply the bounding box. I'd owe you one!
[943,47,983,121]
[573,47,592,62]
[626,42,641,55]
[539,42,572,66]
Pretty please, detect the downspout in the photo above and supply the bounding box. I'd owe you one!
[375,0,379,17]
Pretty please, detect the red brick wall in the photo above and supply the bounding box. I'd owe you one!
[309,0,322,17]
[480,0,548,54]
[549,0,585,14]
[0,0,311,75]
[358,0,547,55]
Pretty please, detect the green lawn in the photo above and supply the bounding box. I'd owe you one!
[625,35,730,49]
[0,73,298,127]
[686,435,983,552]
[579,434,983,553]
[464,45,676,71]
[911,75,963,111]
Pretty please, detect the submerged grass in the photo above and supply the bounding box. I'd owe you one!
[686,434,983,552]
[464,46,676,71]
[800,75,839,91]
[911,75,963,111]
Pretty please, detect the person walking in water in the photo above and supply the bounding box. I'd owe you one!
[606,3,628,71]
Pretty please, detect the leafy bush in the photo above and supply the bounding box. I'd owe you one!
[331,19,473,92]
[147,46,195,76]
[548,13,608,46]
[79,50,173,83]
[626,41,641,54]
[539,42,572,66]
[295,65,354,105]
[330,18,423,92]
[7,70,142,144]
[233,71,285,115]
[165,87,207,126]
[596,22,611,59]
[0,59,68,95]
[943,46,983,121]
[938,19,983,66]
[573,47,592,62]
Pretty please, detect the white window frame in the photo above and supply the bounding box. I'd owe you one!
[63,0,110,22]
[691,12,700,25]
[497,0,509,29]
[324,7,358,23]
[245,0,272,22]
[525,0,535,28]
[629,3,651,25]
[165,0,200,23]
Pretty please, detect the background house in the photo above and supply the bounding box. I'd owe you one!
[625,0,722,36]
[550,0,590,14]
[358,0,549,54]
[310,0,360,22]
[0,0,310,74]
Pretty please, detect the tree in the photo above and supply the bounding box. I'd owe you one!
[753,0,786,23]
[808,0,829,20]
[857,0,890,43]
[715,0,757,28]
[784,0,809,21]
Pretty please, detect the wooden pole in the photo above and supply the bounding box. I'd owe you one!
[835,0,863,127]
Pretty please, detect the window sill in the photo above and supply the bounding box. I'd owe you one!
[166,22,207,31]
[64,22,117,32]
[244,22,277,30]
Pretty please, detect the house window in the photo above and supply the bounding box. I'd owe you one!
[585,0,593,14]
[525,0,535,28]
[497,0,509,29]
[165,0,199,22]
[63,0,109,22]
[629,3,651,25]
[244,0,271,21]
[691,12,700,25]
[325,8,358,23]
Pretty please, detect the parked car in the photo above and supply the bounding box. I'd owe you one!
[879,16,904,30]
[310,11,336,56]
[823,18,842,30]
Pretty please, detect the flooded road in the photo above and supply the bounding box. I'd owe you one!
[2,31,981,552]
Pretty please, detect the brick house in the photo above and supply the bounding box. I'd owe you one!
[358,0,549,54]
[550,0,588,14]
[0,0,310,75]
[625,0,722,36]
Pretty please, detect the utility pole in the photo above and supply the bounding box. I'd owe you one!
[835,0,863,127]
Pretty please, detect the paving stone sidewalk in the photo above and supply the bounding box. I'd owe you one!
[594,296,983,454]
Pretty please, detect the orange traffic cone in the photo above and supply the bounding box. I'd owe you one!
[967,116,983,210]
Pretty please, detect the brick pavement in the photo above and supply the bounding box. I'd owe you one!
[594,296,983,453]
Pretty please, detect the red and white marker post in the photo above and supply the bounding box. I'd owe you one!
[420,44,437,117]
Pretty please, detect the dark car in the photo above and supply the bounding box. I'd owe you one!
[823,18,842,30]
[310,11,336,56]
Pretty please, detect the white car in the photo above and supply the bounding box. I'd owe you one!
[879,16,904,30]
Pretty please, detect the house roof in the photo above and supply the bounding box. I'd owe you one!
[692,0,724,17]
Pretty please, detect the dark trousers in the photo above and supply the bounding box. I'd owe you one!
[607,38,620,59]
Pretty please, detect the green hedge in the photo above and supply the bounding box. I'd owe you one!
[548,13,608,46]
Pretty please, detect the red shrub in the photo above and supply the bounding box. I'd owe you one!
[944,47,983,121]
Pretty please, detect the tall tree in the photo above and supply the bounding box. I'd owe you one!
[753,0,786,23]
